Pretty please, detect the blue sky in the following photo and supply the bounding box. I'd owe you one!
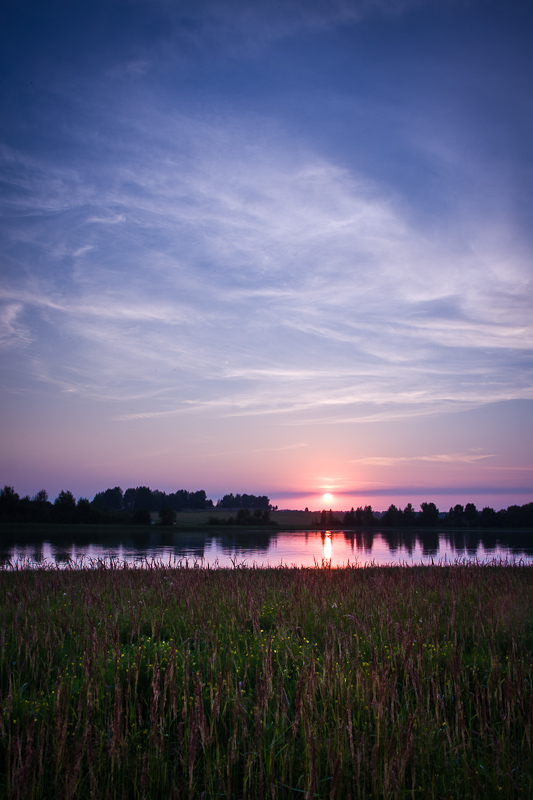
[1,0,532,510]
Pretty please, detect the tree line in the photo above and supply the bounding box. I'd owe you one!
[320,501,533,529]
[0,485,274,525]
[1,486,531,528]
[93,487,213,514]
[216,493,272,511]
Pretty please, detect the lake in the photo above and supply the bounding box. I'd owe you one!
[2,527,533,568]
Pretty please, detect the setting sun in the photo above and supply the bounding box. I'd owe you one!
[322,493,334,503]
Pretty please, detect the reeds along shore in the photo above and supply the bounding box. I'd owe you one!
[1,563,532,799]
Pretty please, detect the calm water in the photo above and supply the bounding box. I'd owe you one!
[2,528,533,568]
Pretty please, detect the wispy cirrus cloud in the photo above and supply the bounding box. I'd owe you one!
[0,60,531,427]
[351,452,496,467]
[165,0,455,55]
[0,303,33,348]
[1,118,531,423]
[85,214,126,225]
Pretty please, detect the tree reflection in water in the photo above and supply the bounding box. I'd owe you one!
[1,528,532,568]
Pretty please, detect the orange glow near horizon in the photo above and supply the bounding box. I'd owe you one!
[322,492,334,504]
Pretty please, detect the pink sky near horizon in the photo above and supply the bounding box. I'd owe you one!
[4,428,531,514]
[2,389,531,513]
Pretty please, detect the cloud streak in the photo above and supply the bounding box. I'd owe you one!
[1,117,531,426]
[351,452,495,467]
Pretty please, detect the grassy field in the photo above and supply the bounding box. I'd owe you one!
[156,509,319,528]
[1,562,532,799]
[0,510,320,537]
[271,510,320,528]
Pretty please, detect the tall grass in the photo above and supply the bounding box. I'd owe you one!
[1,561,532,798]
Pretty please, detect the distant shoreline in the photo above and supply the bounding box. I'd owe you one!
[1,520,533,538]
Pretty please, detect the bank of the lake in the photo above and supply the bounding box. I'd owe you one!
[1,563,532,798]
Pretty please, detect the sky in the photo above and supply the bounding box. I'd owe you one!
[1,0,532,512]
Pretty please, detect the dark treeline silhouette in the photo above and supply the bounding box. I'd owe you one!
[0,486,132,525]
[0,485,213,525]
[0,485,273,526]
[1,486,532,529]
[318,501,533,529]
[216,493,272,510]
[91,486,213,514]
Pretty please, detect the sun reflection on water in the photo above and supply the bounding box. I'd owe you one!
[2,529,533,569]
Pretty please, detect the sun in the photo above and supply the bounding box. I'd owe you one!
[322,492,334,504]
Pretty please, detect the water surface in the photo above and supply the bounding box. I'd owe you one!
[2,528,532,568]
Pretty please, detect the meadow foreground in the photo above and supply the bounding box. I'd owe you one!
[1,562,532,799]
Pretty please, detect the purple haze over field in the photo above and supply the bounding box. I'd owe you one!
[0,0,532,511]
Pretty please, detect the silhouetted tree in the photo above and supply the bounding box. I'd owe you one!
[53,490,76,523]
[150,490,165,512]
[363,505,375,526]
[480,506,497,527]
[464,503,478,526]
[122,486,153,513]
[0,486,20,518]
[217,493,270,510]
[448,504,465,527]
[382,504,402,527]
[501,503,533,528]
[167,490,190,511]
[75,498,94,523]
[403,503,416,527]
[121,486,212,513]
[123,488,137,512]
[343,508,355,527]
[92,486,123,511]
[354,507,365,526]
[135,486,153,511]
[419,502,439,527]
[319,509,339,528]
[189,490,209,509]
[54,490,76,510]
